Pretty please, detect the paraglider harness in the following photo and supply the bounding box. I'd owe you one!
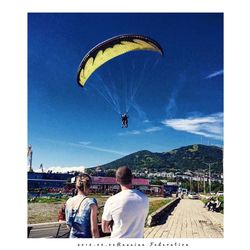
[121,113,128,128]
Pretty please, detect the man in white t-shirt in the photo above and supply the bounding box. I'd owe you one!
[102,166,149,238]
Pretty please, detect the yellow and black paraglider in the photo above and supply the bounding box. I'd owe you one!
[76,34,163,128]
[77,34,163,87]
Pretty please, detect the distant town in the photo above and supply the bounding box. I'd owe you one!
[28,144,224,194]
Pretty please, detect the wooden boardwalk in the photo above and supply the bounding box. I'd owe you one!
[144,198,223,238]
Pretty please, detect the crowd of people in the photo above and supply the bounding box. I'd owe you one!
[58,166,149,238]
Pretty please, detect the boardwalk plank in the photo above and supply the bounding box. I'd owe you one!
[144,199,223,238]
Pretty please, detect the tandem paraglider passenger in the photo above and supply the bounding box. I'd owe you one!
[121,113,128,128]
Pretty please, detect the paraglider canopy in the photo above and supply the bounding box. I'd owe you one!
[77,34,164,87]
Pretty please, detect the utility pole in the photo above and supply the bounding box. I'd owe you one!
[189,177,192,192]
[209,163,211,194]
[203,175,206,193]
[40,163,44,173]
[203,162,217,194]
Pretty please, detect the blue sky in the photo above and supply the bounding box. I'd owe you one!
[28,13,223,170]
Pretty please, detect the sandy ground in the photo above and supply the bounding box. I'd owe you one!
[28,202,63,224]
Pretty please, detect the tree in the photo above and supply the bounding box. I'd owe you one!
[106,169,116,177]
[150,179,163,185]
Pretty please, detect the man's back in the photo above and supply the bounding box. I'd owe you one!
[102,189,149,238]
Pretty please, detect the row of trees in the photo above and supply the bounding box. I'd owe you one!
[150,177,223,193]
[181,179,223,193]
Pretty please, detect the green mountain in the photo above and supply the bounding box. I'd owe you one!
[99,144,223,173]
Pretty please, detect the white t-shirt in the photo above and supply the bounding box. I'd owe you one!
[102,189,149,238]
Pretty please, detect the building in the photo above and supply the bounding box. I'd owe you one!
[78,176,150,194]
[28,172,150,194]
[166,172,175,178]
[28,172,75,190]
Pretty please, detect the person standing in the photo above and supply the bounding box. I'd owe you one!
[121,113,129,128]
[65,173,99,238]
[102,166,149,238]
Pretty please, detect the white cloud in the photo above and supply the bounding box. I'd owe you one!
[41,139,126,157]
[118,126,163,136]
[33,166,86,173]
[144,126,162,133]
[79,141,91,145]
[118,130,141,136]
[69,142,127,156]
[130,130,141,135]
[162,112,223,140]
[82,145,127,156]
[205,69,223,79]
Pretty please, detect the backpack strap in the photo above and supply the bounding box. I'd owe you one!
[73,196,88,222]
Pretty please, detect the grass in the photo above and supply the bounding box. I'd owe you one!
[148,199,171,215]
[29,197,67,203]
[188,144,198,152]
[28,195,170,224]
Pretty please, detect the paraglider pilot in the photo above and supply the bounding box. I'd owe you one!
[121,113,128,128]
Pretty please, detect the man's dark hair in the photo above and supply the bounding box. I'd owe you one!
[116,166,132,185]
